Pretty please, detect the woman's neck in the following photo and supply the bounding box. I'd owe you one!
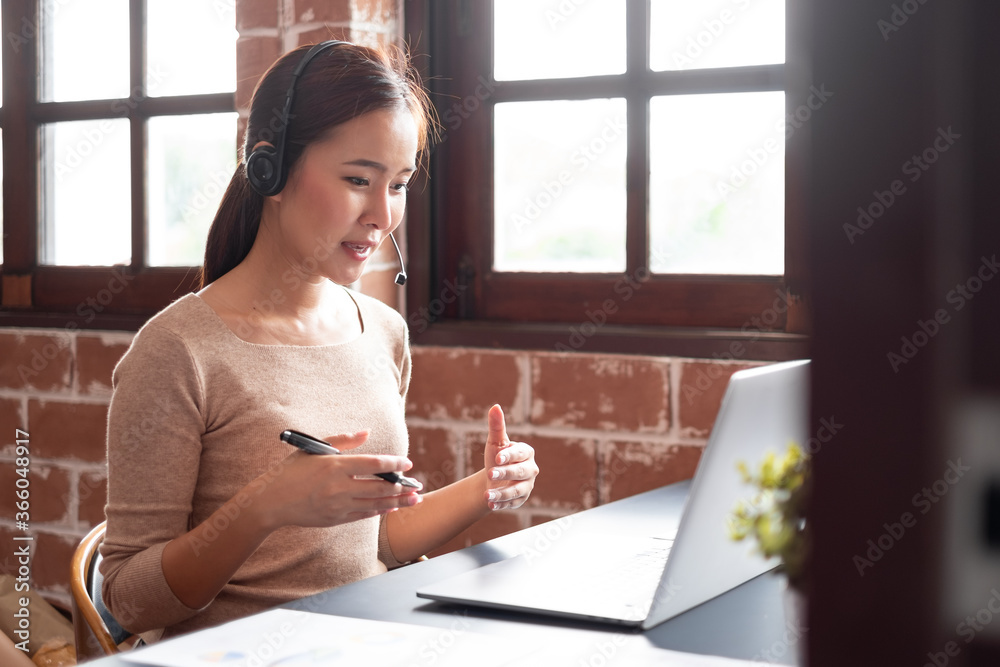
[197,242,362,346]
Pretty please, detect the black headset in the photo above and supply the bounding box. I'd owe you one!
[245,40,407,284]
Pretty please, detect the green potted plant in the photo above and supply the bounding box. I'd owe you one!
[728,443,810,592]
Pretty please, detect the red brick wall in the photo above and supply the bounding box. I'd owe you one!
[0,327,759,603]
[0,331,132,605]
[406,347,759,556]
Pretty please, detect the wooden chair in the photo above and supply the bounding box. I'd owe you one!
[70,521,133,660]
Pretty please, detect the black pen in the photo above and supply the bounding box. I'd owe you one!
[280,429,422,489]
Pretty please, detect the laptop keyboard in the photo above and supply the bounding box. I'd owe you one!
[585,538,674,599]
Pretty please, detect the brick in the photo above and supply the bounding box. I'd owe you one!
[406,426,461,492]
[236,35,282,109]
[29,400,110,463]
[0,464,71,523]
[76,335,131,395]
[678,362,760,437]
[350,0,398,23]
[408,348,522,422]
[346,29,393,49]
[531,354,669,433]
[295,26,351,48]
[236,0,279,30]
[0,398,25,453]
[0,525,26,575]
[79,471,108,526]
[30,531,79,594]
[0,331,73,392]
[519,435,597,511]
[602,442,703,503]
[461,428,490,476]
[294,0,352,24]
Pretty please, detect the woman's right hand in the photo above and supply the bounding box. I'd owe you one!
[251,431,421,531]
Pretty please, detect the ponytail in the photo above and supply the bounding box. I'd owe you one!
[197,165,263,288]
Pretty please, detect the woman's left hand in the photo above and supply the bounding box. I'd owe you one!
[483,404,538,511]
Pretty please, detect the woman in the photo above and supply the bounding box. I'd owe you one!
[100,41,538,643]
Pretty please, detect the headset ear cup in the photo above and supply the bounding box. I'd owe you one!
[246,145,281,196]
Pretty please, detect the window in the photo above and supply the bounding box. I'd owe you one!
[1,0,237,327]
[404,0,809,358]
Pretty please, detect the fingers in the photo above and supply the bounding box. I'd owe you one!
[485,480,533,511]
[493,441,532,467]
[486,404,509,449]
[486,440,537,510]
[489,442,536,481]
[488,460,537,483]
[355,454,414,474]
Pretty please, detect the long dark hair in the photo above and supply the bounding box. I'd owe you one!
[198,42,435,288]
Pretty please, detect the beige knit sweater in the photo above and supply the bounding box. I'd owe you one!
[100,290,411,641]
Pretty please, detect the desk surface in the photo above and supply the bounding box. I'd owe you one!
[91,482,801,666]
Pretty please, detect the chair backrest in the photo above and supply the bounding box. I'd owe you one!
[70,521,132,659]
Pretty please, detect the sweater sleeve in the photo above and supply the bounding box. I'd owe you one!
[397,318,412,404]
[376,312,412,570]
[100,323,209,633]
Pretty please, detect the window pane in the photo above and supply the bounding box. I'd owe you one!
[40,0,130,102]
[494,0,626,81]
[41,120,131,266]
[650,0,785,72]
[494,99,627,273]
[649,92,784,275]
[147,0,237,96]
[148,113,238,266]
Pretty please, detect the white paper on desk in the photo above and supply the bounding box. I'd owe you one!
[122,608,538,667]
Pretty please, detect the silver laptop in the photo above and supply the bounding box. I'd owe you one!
[416,359,810,630]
